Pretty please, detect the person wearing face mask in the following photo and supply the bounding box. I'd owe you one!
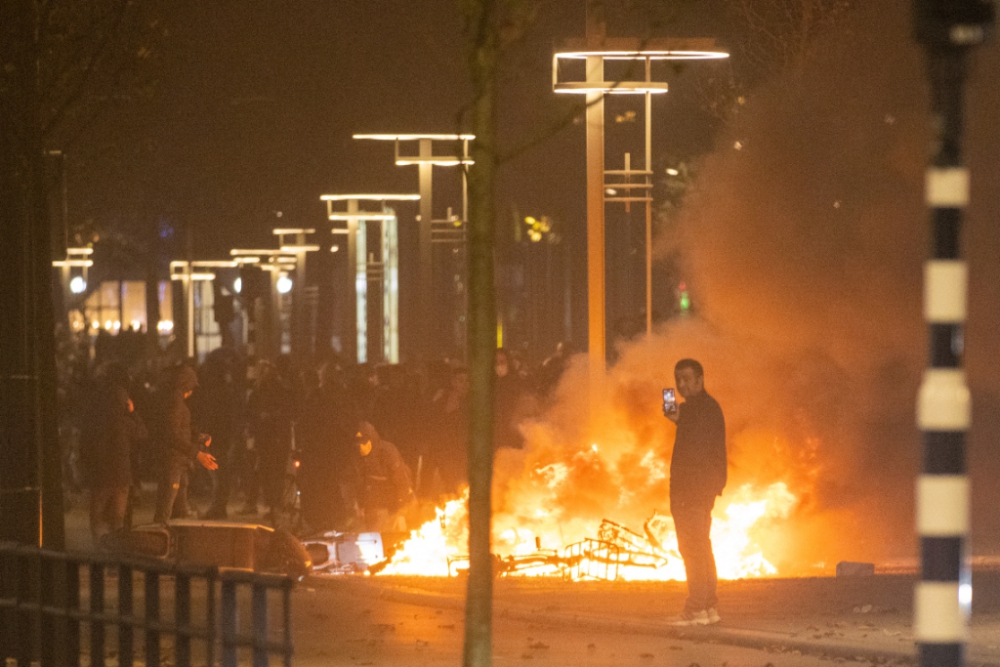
[354,421,414,532]
[664,358,727,627]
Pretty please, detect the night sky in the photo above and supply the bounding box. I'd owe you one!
[61,1,731,262]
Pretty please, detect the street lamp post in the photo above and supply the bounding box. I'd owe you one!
[273,228,320,361]
[230,249,298,359]
[322,194,420,364]
[52,247,93,328]
[553,1,726,416]
[170,259,239,360]
[354,133,473,365]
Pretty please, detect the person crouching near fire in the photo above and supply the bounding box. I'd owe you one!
[664,358,727,626]
[354,421,415,532]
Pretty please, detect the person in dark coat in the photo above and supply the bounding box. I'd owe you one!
[153,364,218,523]
[81,363,147,546]
[246,356,297,521]
[665,358,727,627]
[494,348,526,450]
[296,360,355,532]
[354,421,414,532]
[193,350,244,519]
[424,366,469,501]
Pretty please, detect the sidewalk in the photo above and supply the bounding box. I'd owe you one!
[316,572,1000,666]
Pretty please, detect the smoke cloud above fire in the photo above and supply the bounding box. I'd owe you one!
[492,3,1000,574]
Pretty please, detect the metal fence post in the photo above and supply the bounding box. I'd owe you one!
[282,577,294,667]
[176,572,192,667]
[118,563,134,667]
[65,555,81,667]
[16,548,35,667]
[89,561,105,667]
[221,578,238,667]
[0,545,12,660]
[144,569,160,666]
[252,581,268,667]
[39,553,56,667]
[206,569,217,667]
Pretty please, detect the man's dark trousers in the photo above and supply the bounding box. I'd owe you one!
[673,498,718,613]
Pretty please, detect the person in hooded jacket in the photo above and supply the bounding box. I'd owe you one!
[153,364,218,523]
[354,421,414,532]
[81,363,147,546]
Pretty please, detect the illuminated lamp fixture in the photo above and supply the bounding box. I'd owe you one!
[320,194,420,364]
[352,134,475,167]
[69,276,87,294]
[551,44,727,95]
[230,248,288,257]
[273,227,321,254]
[52,246,95,268]
[271,228,320,358]
[276,273,293,295]
[52,258,94,268]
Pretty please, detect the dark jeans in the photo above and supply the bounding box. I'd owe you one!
[154,462,191,523]
[672,497,719,613]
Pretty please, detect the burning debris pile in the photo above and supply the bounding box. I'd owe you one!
[370,481,797,581]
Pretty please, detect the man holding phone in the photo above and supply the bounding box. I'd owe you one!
[664,358,727,626]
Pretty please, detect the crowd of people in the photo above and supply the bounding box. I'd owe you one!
[58,330,575,547]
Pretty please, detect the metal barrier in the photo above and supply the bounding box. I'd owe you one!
[0,542,294,667]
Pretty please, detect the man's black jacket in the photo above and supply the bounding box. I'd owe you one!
[669,390,727,507]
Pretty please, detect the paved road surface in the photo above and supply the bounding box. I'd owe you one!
[295,577,840,667]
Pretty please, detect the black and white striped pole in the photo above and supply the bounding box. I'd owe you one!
[913,3,993,667]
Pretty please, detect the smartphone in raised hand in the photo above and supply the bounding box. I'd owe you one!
[662,388,676,416]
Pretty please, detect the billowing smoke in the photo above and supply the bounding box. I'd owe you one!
[494,3,1000,574]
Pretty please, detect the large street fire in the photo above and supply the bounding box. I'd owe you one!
[374,2,949,580]
[382,480,797,580]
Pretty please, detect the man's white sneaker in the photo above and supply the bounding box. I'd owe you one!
[706,607,721,625]
[668,609,710,626]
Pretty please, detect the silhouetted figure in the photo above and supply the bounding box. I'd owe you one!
[153,364,218,523]
[538,341,574,398]
[297,360,355,532]
[425,365,469,500]
[193,349,244,519]
[247,356,296,522]
[80,363,147,547]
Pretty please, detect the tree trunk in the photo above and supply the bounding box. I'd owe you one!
[463,2,498,665]
[0,0,65,549]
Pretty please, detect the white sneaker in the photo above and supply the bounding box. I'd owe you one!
[706,607,721,625]
[668,609,710,626]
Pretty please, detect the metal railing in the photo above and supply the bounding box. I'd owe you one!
[0,542,294,667]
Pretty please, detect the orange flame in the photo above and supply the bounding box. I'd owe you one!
[380,481,797,580]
